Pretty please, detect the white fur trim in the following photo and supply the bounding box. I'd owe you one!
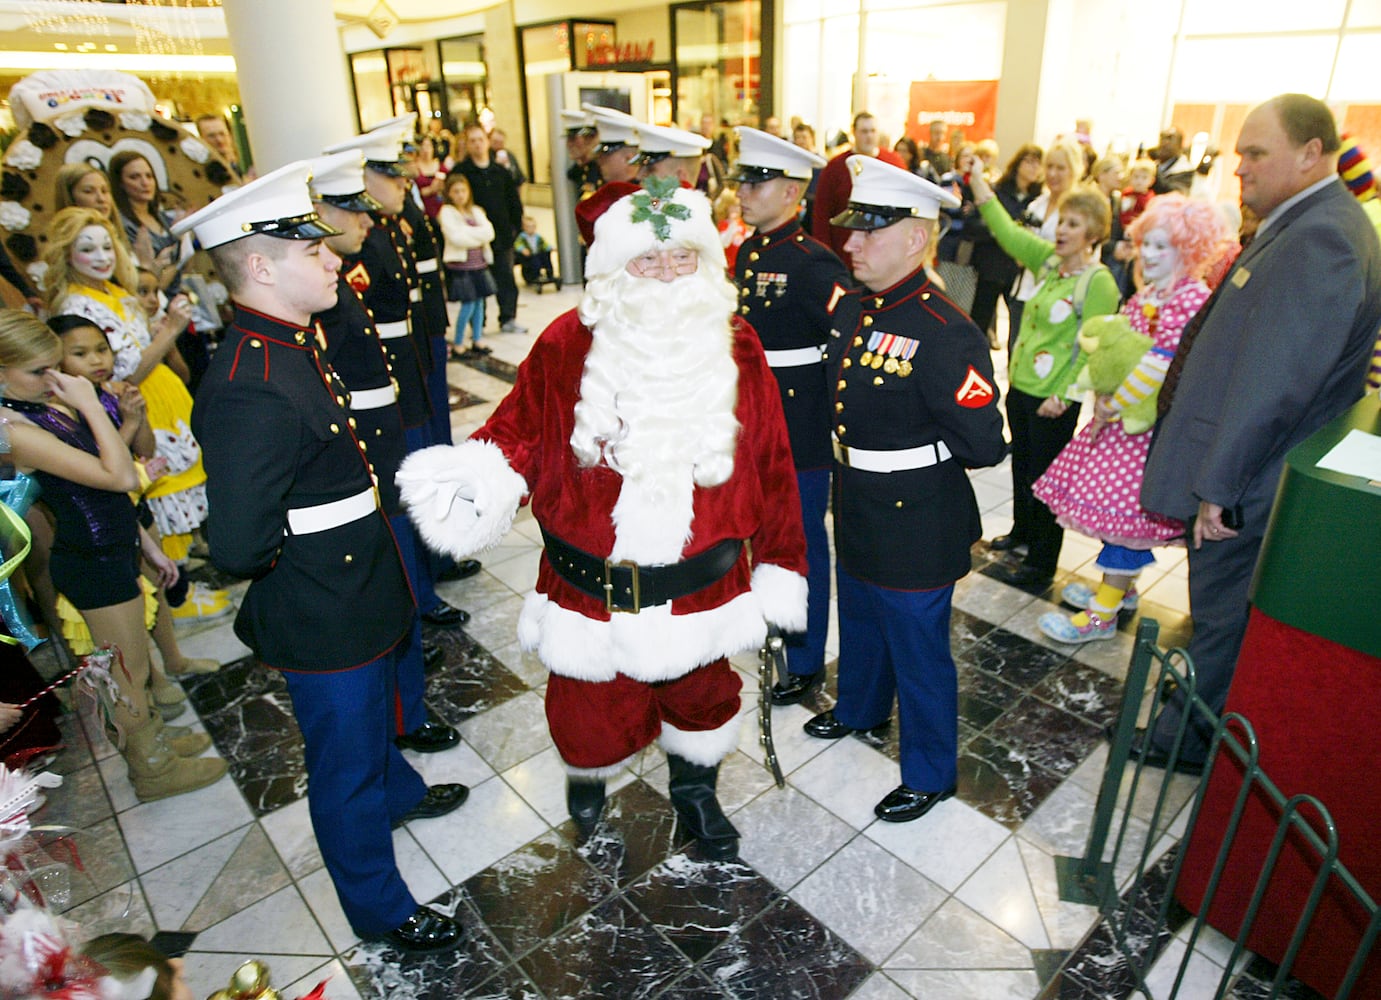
[396,440,527,560]
[659,717,743,767]
[563,752,639,780]
[518,589,768,684]
[752,563,809,633]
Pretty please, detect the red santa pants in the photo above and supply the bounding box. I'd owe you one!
[544,658,742,770]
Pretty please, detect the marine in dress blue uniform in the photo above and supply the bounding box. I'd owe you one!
[308,150,461,756]
[179,163,467,953]
[803,157,1006,823]
[730,127,850,703]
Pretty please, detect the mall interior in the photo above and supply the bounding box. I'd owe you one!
[0,1,1376,998]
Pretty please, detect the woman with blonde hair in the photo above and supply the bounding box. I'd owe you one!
[53,162,118,225]
[41,209,223,602]
[0,309,225,800]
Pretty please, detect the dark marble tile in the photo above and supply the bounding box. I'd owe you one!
[181,656,285,716]
[518,895,693,1000]
[1231,956,1330,1000]
[951,608,997,650]
[698,895,872,999]
[1030,660,1125,730]
[1126,600,1193,650]
[1036,922,1139,999]
[229,735,308,817]
[624,856,780,962]
[32,761,111,830]
[986,695,1102,778]
[977,559,1057,599]
[422,632,530,725]
[958,662,1025,732]
[1031,948,1072,990]
[959,628,1071,690]
[455,354,519,383]
[446,384,486,410]
[657,971,734,998]
[198,687,300,762]
[463,830,616,959]
[344,893,511,1000]
[561,780,690,888]
[959,733,1066,829]
[185,562,240,591]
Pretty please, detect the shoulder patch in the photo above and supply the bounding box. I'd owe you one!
[954,366,995,409]
[827,283,848,314]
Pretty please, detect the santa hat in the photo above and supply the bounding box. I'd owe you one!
[575,181,638,246]
[584,177,725,278]
[1338,134,1377,202]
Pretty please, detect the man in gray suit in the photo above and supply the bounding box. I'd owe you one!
[1140,93,1381,766]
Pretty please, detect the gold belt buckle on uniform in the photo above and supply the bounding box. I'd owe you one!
[603,558,641,613]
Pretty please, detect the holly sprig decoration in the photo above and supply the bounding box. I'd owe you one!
[629,175,689,241]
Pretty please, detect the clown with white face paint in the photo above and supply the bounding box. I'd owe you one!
[399,177,808,861]
[1033,193,1226,644]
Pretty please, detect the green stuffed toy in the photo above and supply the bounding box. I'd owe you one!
[1065,313,1159,434]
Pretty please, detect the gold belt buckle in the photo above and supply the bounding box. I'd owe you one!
[835,442,851,467]
[603,558,641,614]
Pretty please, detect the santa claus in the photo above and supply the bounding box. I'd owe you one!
[398,177,807,860]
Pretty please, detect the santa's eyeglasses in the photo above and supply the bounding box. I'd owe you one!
[626,248,699,279]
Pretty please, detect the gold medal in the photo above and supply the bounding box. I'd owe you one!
[870,354,884,370]
[859,351,873,366]
[898,360,913,377]
[883,357,899,374]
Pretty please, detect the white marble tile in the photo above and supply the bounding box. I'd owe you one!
[478,533,543,569]
[485,545,541,595]
[788,737,899,830]
[865,798,1009,893]
[260,796,322,879]
[1067,624,1138,680]
[734,785,857,891]
[1000,597,1084,654]
[1138,934,1235,1000]
[459,689,553,771]
[500,745,638,826]
[885,969,1040,1000]
[735,702,833,775]
[400,737,496,789]
[181,952,330,1000]
[846,972,914,1000]
[886,896,1032,970]
[1176,923,1252,975]
[487,638,549,688]
[953,836,1050,950]
[1143,573,1191,614]
[1014,836,1101,951]
[1066,743,1201,828]
[1017,775,1154,888]
[62,880,155,939]
[952,571,1038,627]
[170,620,252,665]
[116,772,253,872]
[137,823,249,930]
[454,592,525,650]
[407,774,547,884]
[791,836,946,964]
[282,959,364,1000]
[433,571,519,616]
[970,478,1010,513]
[191,884,333,956]
[298,866,359,954]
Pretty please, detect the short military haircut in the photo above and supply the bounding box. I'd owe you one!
[209,233,294,295]
[1266,93,1341,155]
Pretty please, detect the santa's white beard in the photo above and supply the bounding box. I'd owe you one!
[570,264,740,561]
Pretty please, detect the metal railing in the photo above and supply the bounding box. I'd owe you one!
[1053,619,1380,999]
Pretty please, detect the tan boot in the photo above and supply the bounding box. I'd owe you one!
[150,675,187,706]
[122,717,227,802]
[149,714,213,757]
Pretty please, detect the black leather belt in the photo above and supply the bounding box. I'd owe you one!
[541,528,743,614]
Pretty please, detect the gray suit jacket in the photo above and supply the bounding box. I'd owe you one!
[1142,179,1381,524]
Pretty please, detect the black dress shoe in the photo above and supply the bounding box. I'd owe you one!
[989,534,1028,553]
[437,559,482,582]
[395,721,460,753]
[874,784,957,822]
[423,641,446,671]
[992,563,1053,588]
[421,602,470,628]
[394,783,469,827]
[1113,726,1205,777]
[381,905,464,953]
[803,710,889,741]
[770,671,823,706]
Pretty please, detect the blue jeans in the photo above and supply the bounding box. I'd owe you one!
[455,298,485,347]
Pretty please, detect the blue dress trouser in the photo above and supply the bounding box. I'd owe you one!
[281,649,427,936]
[784,468,830,679]
[426,335,454,448]
[388,513,430,734]
[835,566,958,791]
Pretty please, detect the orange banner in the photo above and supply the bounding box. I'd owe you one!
[906,80,1000,144]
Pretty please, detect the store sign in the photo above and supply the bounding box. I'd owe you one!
[906,80,999,142]
[588,40,655,65]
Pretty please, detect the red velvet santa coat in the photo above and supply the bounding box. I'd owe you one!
[401,308,809,687]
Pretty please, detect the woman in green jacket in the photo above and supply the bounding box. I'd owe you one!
[969,163,1120,586]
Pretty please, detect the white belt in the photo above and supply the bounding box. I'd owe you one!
[286,487,377,535]
[416,257,438,274]
[409,287,422,302]
[349,384,397,411]
[832,437,952,473]
[376,320,409,340]
[764,346,824,368]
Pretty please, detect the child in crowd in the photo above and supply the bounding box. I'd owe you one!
[1120,158,1157,228]
[717,195,750,271]
[514,214,557,289]
[437,173,497,358]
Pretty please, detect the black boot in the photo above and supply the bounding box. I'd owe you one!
[666,753,739,861]
[567,778,606,840]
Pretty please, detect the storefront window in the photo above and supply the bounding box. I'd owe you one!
[521,20,618,184]
[673,1,764,133]
[438,35,487,131]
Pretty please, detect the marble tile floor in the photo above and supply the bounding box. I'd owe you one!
[22,281,1256,1000]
